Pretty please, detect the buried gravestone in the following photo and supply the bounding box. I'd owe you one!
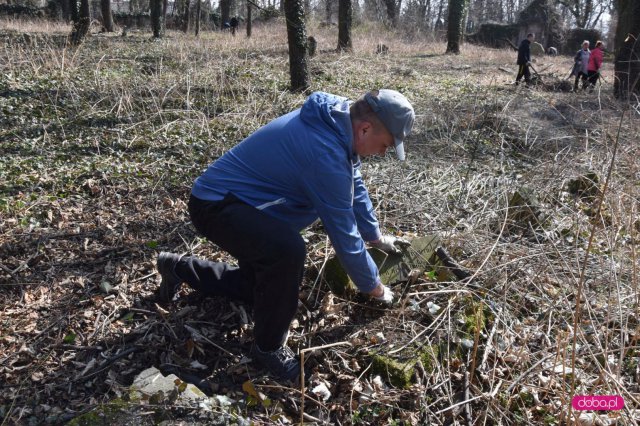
[323,235,442,296]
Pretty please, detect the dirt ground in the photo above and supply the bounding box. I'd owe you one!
[1,19,639,425]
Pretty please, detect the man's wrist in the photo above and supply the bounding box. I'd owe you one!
[369,282,384,297]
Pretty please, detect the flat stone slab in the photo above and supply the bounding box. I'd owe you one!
[132,366,208,405]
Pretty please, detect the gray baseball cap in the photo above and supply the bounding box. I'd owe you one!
[364,89,415,161]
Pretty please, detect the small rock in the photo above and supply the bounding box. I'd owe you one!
[311,383,331,401]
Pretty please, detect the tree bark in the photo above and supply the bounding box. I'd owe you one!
[220,0,231,29]
[70,0,79,23]
[303,0,310,20]
[337,0,352,51]
[325,0,333,23]
[59,0,71,21]
[445,0,469,54]
[100,0,114,32]
[195,0,201,36]
[151,0,164,37]
[70,0,90,45]
[284,0,310,91]
[384,0,397,26]
[246,1,252,37]
[614,0,640,99]
[182,0,190,33]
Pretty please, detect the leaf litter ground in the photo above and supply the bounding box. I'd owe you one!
[1,20,639,425]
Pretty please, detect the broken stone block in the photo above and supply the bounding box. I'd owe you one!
[370,345,439,389]
[568,172,600,199]
[508,187,542,228]
[131,366,207,405]
[323,235,441,296]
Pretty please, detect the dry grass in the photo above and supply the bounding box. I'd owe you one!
[0,16,639,425]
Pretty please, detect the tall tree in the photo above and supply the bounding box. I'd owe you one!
[325,0,334,23]
[220,0,231,29]
[557,0,612,29]
[284,0,310,91]
[246,1,252,37]
[182,0,190,32]
[70,0,79,23]
[58,0,71,20]
[446,0,469,54]
[614,0,640,99]
[195,0,202,36]
[70,0,90,44]
[383,0,400,26]
[151,0,164,37]
[337,0,352,51]
[100,0,114,31]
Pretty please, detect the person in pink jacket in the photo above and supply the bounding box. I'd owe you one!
[586,40,604,91]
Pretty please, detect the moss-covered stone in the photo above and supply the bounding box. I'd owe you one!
[324,235,440,296]
[370,345,440,389]
[371,354,414,388]
[455,296,493,342]
[66,398,140,426]
[508,187,541,225]
[567,172,600,199]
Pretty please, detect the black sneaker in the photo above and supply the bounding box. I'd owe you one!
[250,344,300,382]
[157,252,183,302]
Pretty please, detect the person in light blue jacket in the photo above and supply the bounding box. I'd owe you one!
[571,40,590,92]
[156,90,415,382]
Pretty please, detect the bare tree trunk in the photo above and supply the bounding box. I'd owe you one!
[384,0,397,26]
[446,0,469,54]
[284,0,310,91]
[614,0,640,99]
[424,0,432,29]
[70,0,79,23]
[100,0,114,31]
[182,0,190,33]
[325,0,333,23]
[195,0,201,36]
[58,0,70,21]
[151,0,163,37]
[435,0,444,29]
[220,0,231,29]
[303,0,310,19]
[70,0,90,45]
[246,1,252,37]
[337,0,352,51]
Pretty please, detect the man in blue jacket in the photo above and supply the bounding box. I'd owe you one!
[156,89,415,382]
[515,33,534,86]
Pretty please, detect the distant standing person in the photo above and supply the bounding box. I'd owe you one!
[515,33,534,87]
[571,40,590,92]
[230,16,239,36]
[586,40,604,91]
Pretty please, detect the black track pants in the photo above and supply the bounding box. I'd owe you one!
[175,193,306,351]
[515,64,531,84]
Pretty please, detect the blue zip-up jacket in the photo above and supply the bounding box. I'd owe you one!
[192,92,382,292]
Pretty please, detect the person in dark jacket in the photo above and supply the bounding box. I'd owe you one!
[156,90,415,382]
[515,33,534,86]
[229,16,239,36]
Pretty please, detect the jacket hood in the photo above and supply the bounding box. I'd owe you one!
[300,91,352,144]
